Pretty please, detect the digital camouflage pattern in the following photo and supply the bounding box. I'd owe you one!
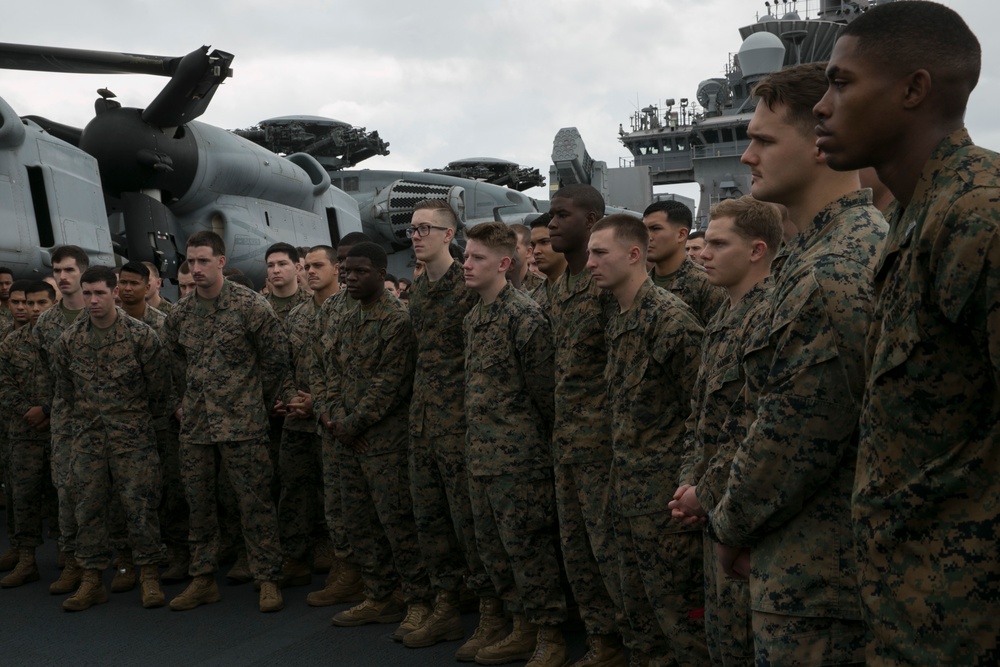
[708,191,886,655]
[53,309,168,570]
[519,269,543,294]
[547,268,621,637]
[464,282,555,475]
[265,287,311,323]
[164,279,294,444]
[604,279,707,663]
[0,325,52,549]
[857,129,1000,666]
[32,301,87,555]
[325,290,429,603]
[650,256,727,326]
[406,262,490,595]
[309,290,354,423]
[678,280,772,667]
[526,277,554,310]
[464,283,564,625]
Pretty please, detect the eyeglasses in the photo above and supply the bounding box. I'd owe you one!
[405,224,450,239]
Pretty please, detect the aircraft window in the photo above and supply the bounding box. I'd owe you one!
[343,177,359,192]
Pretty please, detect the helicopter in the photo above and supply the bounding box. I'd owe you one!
[0,42,363,288]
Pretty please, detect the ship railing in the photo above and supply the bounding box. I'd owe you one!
[693,141,749,159]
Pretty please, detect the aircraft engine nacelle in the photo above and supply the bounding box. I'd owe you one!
[370,180,465,248]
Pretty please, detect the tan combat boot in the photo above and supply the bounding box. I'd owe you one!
[456,596,508,662]
[169,574,221,611]
[330,593,405,627]
[526,626,568,667]
[312,541,335,573]
[62,569,108,611]
[404,589,465,648]
[390,601,433,642]
[111,550,136,593]
[0,548,39,588]
[49,556,82,595]
[161,546,190,582]
[280,557,312,588]
[0,546,19,571]
[570,634,627,667]
[139,565,165,608]
[305,561,364,607]
[258,580,284,613]
[474,613,538,665]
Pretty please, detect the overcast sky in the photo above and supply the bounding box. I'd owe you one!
[1,0,996,209]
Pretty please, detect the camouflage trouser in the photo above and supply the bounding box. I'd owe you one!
[180,439,282,580]
[1,434,12,539]
[320,432,351,561]
[614,510,709,664]
[468,469,567,626]
[339,445,430,604]
[554,459,621,636]
[277,428,322,561]
[216,462,245,559]
[409,431,493,597]
[266,417,283,505]
[752,611,865,667]
[704,533,753,666]
[50,433,78,554]
[72,436,165,570]
[7,438,51,549]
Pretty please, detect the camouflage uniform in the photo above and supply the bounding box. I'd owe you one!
[52,309,168,571]
[708,191,886,665]
[527,278,554,310]
[651,256,727,326]
[678,281,772,666]
[605,279,707,664]
[153,299,175,316]
[519,270,543,294]
[0,316,17,539]
[164,279,292,581]
[548,269,623,638]
[318,289,430,604]
[407,262,492,596]
[277,296,324,563]
[311,290,355,563]
[770,243,792,281]
[265,289,311,323]
[33,302,87,556]
[0,325,53,550]
[857,129,1000,666]
[464,283,566,626]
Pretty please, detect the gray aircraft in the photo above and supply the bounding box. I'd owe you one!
[0,43,362,288]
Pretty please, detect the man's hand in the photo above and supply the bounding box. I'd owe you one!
[23,406,46,427]
[716,543,751,580]
[286,390,314,419]
[669,484,708,526]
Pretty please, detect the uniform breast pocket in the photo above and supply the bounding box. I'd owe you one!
[704,360,741,398]
[107,356,143,388]
[215,328,249,365]
[69,359,96,386]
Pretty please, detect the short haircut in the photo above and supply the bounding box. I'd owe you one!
[840,1,980,118]
[687,230,706,241]
[413,199,460,229]
[338,232,373,248]
[346,242,388,271]
[266,242,299,263]
[80,266,118,289]
[186,231,226,256]
[178,260,191,275]
[591,214,650,261]
[0,266,12,278]
[465,222,516,257]
[222,267,246,278]
[120,261,151,282]
[510,224,531,247]
[141,261,160,279]
[9,279,32,297]
[643,199,694,229]
[552,184,606,219]
[308,245,338,264]
[385,273,398,285]
[752,62,828,136]
[528,212,552,230]
[51,245,90,271]
[710,195,784,259]
[26,280,55,301]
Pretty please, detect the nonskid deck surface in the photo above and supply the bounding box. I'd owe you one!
[0,513,586,666]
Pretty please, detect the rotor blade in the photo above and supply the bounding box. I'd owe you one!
[0,42,180,76]
[141,47,234,127]
[21,115,83,146]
